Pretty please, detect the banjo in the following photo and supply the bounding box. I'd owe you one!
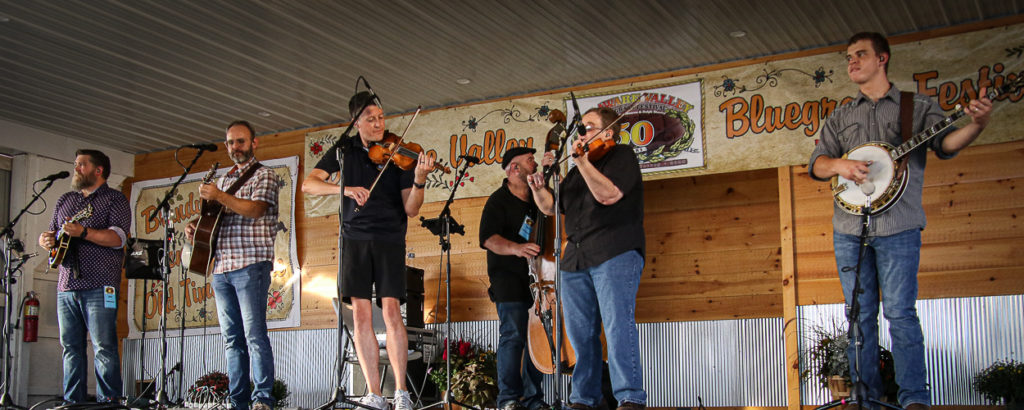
[832,73,1023,215]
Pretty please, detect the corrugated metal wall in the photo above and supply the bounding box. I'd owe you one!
[798,294,1024,406]
[123,294,1021,408]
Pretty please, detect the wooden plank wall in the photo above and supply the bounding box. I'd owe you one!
[790,140,1024,304]
[129,132,1024,334]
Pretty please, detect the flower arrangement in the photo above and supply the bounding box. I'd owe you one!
[428,338,498,407]
[973,359,1024,405]
[801,321,898,402]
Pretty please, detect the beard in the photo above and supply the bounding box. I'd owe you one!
[71,172,96,191]
[230,147,254,164]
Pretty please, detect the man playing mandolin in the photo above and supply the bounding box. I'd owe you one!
[479,146,545,410]
[808,32,993,410]
[528,107,647,410]
[38,149,130,404]
[301,92,432,410]
[185,120,279,410]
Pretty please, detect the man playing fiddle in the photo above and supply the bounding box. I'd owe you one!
[301,91,432,410]
[528,107,647,410]
[479,146,546,410]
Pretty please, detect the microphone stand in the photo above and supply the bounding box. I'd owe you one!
[317,100,376,410]
[815,190,899,410]
[0,178,60,410]
[417,160,474,410]
[145,148,207,407]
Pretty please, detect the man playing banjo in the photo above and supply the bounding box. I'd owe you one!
[808,32,993,410]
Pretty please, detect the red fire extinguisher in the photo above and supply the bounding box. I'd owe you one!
[22,291,39,343]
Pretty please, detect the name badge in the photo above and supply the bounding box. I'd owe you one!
[518,215,534,240]
[104,286,116,309]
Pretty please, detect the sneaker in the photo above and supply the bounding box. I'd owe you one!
[616,402,645,410]
[252,402,272,410]
[502,401,527,410]
[355,393,387,410]
[393,390,413,410]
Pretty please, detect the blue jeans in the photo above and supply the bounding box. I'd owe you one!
[834,229,929,407]
[58,287,122,402]
[561,250,646,407]
[212,261,275,409]
[496,301,544,409]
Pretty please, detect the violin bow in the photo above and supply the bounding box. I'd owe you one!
[356,106,422,212]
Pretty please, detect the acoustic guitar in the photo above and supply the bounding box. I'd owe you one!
[832,73,1023,215]
[188,163,221,275]
[48,204,94,269]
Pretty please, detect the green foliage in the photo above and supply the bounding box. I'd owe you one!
[973,359,1024,405]
[188,371,229,403]
[428,338,498,407]
[801,321,898,401]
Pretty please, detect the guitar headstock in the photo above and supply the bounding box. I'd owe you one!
[201,162,220,184]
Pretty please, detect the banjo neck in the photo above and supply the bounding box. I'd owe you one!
[890,86,1001,162]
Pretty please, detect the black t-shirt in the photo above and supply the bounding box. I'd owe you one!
[478,179,536,303]
[558,144,645,271]
[314,135,414,243]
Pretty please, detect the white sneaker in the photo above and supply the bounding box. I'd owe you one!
[355,393,387,410]
[393,390,413,410]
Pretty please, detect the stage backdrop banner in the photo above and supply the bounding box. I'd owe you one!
[304,96,565,217]
[127,156,300,338]
[564,79,707,176]
[303,23,1024,211]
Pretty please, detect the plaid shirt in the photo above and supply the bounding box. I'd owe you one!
[212,158,279,274]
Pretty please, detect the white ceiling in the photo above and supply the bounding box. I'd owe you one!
[1,0,1021,154]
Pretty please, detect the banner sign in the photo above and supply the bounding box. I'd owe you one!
[127,156,300,337]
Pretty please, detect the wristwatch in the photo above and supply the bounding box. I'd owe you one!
[413,182,426,189]
[81,227,88,239]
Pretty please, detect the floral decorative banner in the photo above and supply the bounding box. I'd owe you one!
[126,156,300,337]
[303,97,564,217]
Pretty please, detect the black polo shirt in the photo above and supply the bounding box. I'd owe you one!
[478,179,536,303]
[558,144,645,271]
[315,135,414,243]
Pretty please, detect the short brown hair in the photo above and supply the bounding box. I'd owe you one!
[75,149,111,179]
[848,32,891,74]
[584,106,622,136]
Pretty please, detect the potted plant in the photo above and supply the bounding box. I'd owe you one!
[428,338,498,407]
[973,359,1024,409]
[186,370,230,407]
[802,322,898,402]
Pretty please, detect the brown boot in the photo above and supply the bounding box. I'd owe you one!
[616,402,646,410]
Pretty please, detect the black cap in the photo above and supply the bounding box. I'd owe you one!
[501,147,536,170]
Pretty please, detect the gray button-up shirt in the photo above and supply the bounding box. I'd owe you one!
[809,85,956,237]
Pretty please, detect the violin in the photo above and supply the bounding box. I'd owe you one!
[572,137,615,162]
[368,132,451,174]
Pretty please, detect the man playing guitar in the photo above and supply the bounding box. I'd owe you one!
[808,32,993,410]
[186,120,279,410]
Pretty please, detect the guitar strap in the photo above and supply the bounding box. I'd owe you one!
[897,91,914,176]
[223,162,264,196]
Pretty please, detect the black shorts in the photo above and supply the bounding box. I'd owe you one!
[341,239,406,306]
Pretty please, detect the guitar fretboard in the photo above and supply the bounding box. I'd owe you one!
[889,86,1004,161]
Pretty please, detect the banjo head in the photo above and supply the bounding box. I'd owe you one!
[831,142,901,215]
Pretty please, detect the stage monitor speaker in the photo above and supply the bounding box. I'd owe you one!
[125,238,163,280]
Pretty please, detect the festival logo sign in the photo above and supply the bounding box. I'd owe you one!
[565,80,706,175]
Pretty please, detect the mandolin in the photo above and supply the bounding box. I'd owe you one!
[48,204,94,269]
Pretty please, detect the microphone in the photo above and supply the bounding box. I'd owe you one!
[38,171,70,182]
[184,143,218,151]
[20,252,38,261]
[361,77,384,112]
[859,181,875,196]
[459,155,480,165]
[570,92,585,136]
